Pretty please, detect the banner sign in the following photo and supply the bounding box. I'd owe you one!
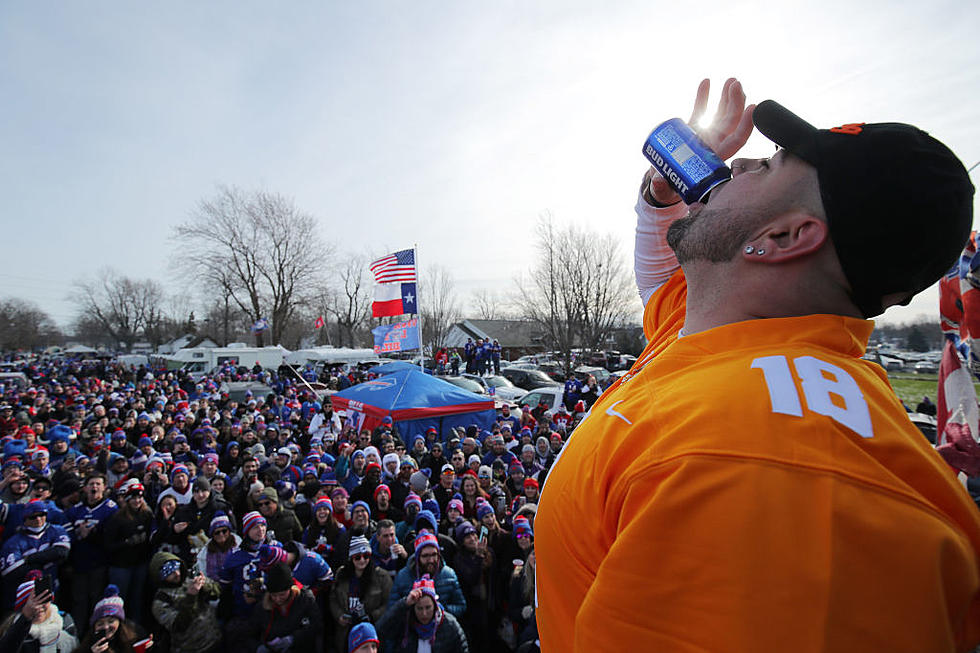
[372,318,420,354]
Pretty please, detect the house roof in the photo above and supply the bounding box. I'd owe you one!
[448,319,548,349]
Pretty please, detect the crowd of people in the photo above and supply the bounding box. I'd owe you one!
[0,355,576,652]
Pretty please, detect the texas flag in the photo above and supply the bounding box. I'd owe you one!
[373,282,417,318]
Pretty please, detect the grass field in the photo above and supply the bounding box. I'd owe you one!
[886,372,980,408]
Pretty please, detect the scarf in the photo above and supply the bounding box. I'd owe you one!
[29,606,65,653]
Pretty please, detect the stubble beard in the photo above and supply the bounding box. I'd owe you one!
[666,205,756,265]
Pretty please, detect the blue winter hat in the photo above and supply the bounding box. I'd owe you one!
[351,500,371,519]
[414,509,438,533]
[422,498,441,521]
[454,520,476,543]
[348,622,379,653]
[477,502,495,521]
[137,436,153,448]
[47,425,72,444]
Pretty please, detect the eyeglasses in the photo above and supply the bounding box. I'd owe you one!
[212,528,230,536]
[351,553,370,561]
[127,492,144,498]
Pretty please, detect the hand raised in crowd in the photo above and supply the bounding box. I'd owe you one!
[173,521,189,533]
[390,542,407,559]
[648,77,755,205]
[186,574,207,595]
[21,587,52,621]
[405,587,424,606]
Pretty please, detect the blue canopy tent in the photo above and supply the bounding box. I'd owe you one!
[330,369,496,443]
[371,361,426,376]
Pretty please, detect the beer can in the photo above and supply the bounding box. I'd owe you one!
[642,118,731,204]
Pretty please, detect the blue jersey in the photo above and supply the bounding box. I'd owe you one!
[219,545,263,618]
[563,378,582,401]
[65,498,118,572]
[292,549,332,590]
[1,523,71,604]
[482,450,518,468]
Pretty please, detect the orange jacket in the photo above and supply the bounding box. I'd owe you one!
[535,270,980,652]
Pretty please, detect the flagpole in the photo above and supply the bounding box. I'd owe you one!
[415,243,425,372]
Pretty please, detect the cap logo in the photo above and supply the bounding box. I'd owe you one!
[830,123,865,135]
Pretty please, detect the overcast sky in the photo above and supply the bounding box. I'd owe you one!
[2,1,979,332]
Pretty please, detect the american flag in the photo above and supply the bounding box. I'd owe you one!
[370,249,416,284]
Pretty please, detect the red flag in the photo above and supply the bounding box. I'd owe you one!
[936,340,980,476]
[313,316,325,329]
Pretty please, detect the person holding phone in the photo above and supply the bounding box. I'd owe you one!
[0,571,78,652]
[74,584,152,653]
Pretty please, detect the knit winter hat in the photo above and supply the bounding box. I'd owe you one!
[412,574,440,602]
[403,493,423,512]
[514,516,534,539]
[447,498,464,515]
[476,502,495,521]
[415,509,438,533]
[348,622,379,653]
[348,535,371,558]
[351,500,371,519]
[313,497,333,514]
[171,464,189,481]
[264,561,294,593]
[413,532,440,563]
[422,498,441,520]
[454,520,476,543]
[91,584,125,624]
[257,544,287,570]
[242,511,266,536]
[14,570,42,611]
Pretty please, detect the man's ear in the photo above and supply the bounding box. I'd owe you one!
[744,212,829,263]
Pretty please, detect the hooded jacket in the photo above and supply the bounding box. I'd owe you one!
[149,551,221,653]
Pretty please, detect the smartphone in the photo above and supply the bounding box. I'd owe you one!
[94,627,109,641]
[34,575,52,597]
[479,525,488,542]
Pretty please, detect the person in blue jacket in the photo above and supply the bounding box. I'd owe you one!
[0,500,71,610]
[388,531,466,619]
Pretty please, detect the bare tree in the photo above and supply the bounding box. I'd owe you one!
[327,254,372,348]
[0,298,63,350]
[471,289,500,320]
[72,268,165,351]
[516,214,638,371]
[172,186,329,346]
[419,264,460,354]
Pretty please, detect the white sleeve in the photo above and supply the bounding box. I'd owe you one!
[634,178,689,306]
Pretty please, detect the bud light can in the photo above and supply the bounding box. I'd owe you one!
[642,118,731,204]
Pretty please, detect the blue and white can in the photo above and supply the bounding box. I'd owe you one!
[642,118,731,204]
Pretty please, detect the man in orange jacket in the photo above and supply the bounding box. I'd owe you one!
[535,78,980,652]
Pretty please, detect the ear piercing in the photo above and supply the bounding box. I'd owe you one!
[744,246,754,254]
[756,249,765,255]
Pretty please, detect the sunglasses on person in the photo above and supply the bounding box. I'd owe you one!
[258,500,274,507]
[351,553,371,561]
[212,528,230,536]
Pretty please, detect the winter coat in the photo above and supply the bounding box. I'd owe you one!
[328,564,393,653]
[263,506,302,545]
[376,598,469,653]
[389,558,467,618]
[247,584,323,652]
[103,508,154,568]
[149,552,222,653]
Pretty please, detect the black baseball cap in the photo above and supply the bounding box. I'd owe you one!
[753,100,974,318]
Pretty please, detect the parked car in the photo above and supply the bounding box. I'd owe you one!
[441,376,488,395]
[461,373,527,401]
[501,367,561,391]
[574,365,613,388]
[515,386,565,413]
[536,361,566,382]
[219,381,276,403]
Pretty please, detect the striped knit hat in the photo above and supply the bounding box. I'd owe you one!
[404,493,423,512]
[476,501,495,521]
[413,531,440,564]
[257,544,287,570]
[14,570,42,611]
[171,464,189,481]
[209,511,232,536]
[242,511,266,537]
[348,535,371,558]
[313,497,333,514]
[91,584,125,624]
